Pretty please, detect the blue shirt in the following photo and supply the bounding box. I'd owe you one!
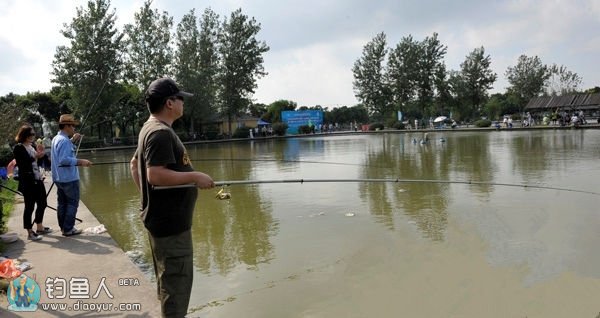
[51,131,79,182]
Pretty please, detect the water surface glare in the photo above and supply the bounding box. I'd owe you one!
[79,130,600,317]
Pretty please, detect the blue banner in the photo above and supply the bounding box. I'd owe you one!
[281,110,324,134]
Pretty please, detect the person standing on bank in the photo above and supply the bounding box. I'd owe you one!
[51,114,92,236]
[13,125,52,241]
[130,78,215,317]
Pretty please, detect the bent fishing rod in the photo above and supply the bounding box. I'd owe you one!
[152,178,600,197]
[0,184,82,222]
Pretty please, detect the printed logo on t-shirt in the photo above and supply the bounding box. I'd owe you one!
[182,151,191,166]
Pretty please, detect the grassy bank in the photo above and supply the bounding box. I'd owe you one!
[0,178,18,253]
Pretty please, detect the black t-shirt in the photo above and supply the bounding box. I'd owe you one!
[134,118,198,237]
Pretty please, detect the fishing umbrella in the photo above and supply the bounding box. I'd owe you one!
[434,116,447,123]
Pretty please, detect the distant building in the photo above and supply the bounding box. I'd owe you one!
[525,93,600,115]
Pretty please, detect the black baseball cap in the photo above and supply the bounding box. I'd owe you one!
[145,78,193,100]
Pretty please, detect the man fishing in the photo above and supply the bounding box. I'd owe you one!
[130,77,214,317]
[51,114,92,236]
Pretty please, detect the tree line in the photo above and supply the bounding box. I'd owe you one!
[352,32,594,125]
[2,2,598,147]
[1,0,270,145]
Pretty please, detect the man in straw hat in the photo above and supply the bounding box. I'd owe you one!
[130,78,214,317]
[51,114,92,236]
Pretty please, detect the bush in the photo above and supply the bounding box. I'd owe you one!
[298,125,313,134]
[390,121,405,130]
[272,123,288,136]
[474,119,492,127]
[0,147,13,167]
[232,127,251,139]
[204,130,220,140]
[0,178,18,234]
[369,123,384,131]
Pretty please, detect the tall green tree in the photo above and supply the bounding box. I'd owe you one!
[218,8,269,135]
[457,46,497,118]
[387,35,419,117]
[51,0,124,137]
[544,64,582,96]
[352,32,391,121]
[123,0,173,89]
[415,33,447,117]
[505,55,550,112]
[174,8,220,135]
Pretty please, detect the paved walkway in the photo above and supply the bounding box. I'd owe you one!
[0,178,161,317]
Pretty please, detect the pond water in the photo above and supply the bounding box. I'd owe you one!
[78,130,600,317]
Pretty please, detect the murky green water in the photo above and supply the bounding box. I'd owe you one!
[78,130,600,317]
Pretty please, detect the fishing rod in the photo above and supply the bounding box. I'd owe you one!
[77,158,384,169]
[152,178,600,196]
[0,184,82,222]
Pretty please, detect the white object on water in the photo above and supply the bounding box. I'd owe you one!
[398,189,407,193]
[344,212,356,217]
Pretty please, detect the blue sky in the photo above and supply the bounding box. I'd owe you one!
[1,0,599,107]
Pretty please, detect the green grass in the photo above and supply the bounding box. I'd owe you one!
[0,178,18,236]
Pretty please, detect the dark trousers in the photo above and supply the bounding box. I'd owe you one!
[22,181,47,230]
[148,230,193,318]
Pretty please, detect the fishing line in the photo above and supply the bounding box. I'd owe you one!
[72,159,599,196]
[0,184,82,221]
[80,158,383,169]
[152,178,600,197]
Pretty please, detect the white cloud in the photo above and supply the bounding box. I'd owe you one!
[0,0,598,100]
[255,40,359,107]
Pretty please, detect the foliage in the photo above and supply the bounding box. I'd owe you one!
[352,32,391,121]
[110,83,145,137]
[0,179,18,234]
[0,94,28,145]
[248,103,267,117]
[369,123,384,131]
[390,121,405,130]
[174,8,220,134]
[262,100,296,123]
[544,64,582,96]
[454,47,497,119]
[326,105,369,126]
[271,122,288,136]
[297,125,313,134]
[218,8,269,133]
[483,93,520,120]
[0,147,14,167]
[474,119,492,127]
[123,0,173,89]
[51,0,124,136]
[17,92,62,132]
[415,33,447,117]
[232,126,251,139]
[505,55,550,111]
[386,33,447,120]
[583,86,600,94]
[387,35,419,116]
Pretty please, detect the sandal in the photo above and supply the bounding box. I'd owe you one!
[36,227,53,234]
